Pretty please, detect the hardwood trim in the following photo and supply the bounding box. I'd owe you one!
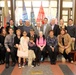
[73,0,76,25]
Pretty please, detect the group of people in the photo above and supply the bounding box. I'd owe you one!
[0,18,76,69]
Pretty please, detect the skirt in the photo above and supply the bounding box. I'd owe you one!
[17,50,28,58]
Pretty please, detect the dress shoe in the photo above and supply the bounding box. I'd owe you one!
[6,64,9,68]
[22,63,25,68]
[1,60,4,64]
[18,63,21,69]
[50,62,53,64]
[37,63,40,66]
[11,63,15,67]
[51,61,56,65]
[0,61,2,65]
[53,62,56,65]
[32,61,36,67]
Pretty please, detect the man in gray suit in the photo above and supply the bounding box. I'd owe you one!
[40,18,51,61]
[41,18,51,38]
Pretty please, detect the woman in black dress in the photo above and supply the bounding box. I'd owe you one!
[0,28,7,65]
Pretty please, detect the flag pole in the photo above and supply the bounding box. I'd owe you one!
[22,0,28,22]
[22,0,24,10]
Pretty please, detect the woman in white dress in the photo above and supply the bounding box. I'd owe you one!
[17,31,29,68]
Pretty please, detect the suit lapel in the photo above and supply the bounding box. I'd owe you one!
[45,24,48,33]
[53,24,56,31]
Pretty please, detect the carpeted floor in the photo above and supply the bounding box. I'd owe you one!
[22,64,53,75]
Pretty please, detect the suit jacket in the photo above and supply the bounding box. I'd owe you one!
[57,33,72,54]
[51,24,60,37]
[41,24,51,38]
[27,33,37,43]
[33,26,42,36]
[6,25,18,34]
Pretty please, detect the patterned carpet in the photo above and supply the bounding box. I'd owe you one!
[0,62,76,75]
[22,64,53,75]
[59,64,74,75]
[1,66,14,75]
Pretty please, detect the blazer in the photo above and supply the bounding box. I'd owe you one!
[51,24,60,37]
[27,33,37,43]
[41,24,51,38]
[34,26,42,36]
[57,33,72,54]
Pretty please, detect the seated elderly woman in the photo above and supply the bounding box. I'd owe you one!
[47,30,58,64]
[36,31,46,65]
[57,28,73,63]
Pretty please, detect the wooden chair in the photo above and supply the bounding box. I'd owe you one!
[70,50,76,61]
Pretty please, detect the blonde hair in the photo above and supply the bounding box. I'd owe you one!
[16,29,21,33]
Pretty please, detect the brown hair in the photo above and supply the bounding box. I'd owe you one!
[29,37,34,41]
[60,28,66,34]
[49,30,54,34]
[1,28,7,36]
[16,29,21,33]
[68,18,73,21]
[8,27,13,31]
[30,29,34,31]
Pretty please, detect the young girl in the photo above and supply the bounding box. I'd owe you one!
[17,31,29,68]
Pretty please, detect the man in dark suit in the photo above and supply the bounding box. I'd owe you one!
[41,18,51,38]
[6,19,17,34]
[50,18,60,37]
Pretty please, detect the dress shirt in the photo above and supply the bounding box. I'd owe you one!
[37,27,40,32]
[51,25,54,30]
